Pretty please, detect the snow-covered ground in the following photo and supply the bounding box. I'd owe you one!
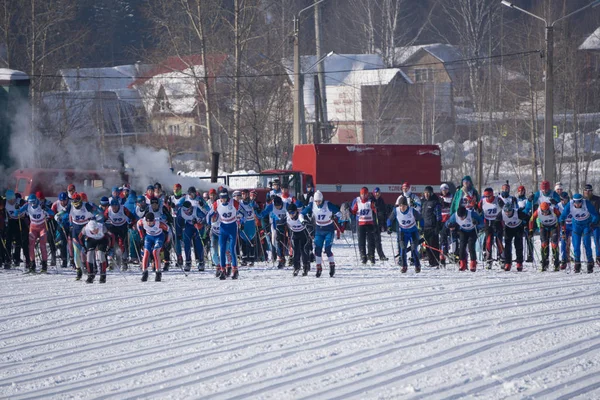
[2,235,600,399]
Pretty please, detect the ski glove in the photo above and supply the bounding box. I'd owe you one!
[387,227,393,235]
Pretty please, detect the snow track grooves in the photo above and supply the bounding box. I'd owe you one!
[2,267,600,399]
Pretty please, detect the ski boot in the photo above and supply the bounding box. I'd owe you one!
[309,253,316,263]
[75,268,83,281]
[302,263,310,276]
[369,256,376,265]
[25,262,36,274]
[504,263,511,271]
[141,270,149,282]
[60,258,67,268]
[574,262,582,273]
[316,264,322,278]
[526,253,533,263]
[380,255,389,262]
[541,262,548,272]
[155,271,162,282]
[587,262,594,274]
[197,260,205,272]
[240,259,248,267]
[277,258,285,269]
[86,274,95,284]
[401,265,408,273]
[215,265,221,278]
[329,262,335,277]
[596,256,600,267]
[249,261,254,267]
[415,265,421,273]
[40,260,48,274]
[231,267,239,280]
[293,263,301,276]
[219,267,227,280]
[3,262,10,270]
[163,261,169,272]
[50,253,56,267]
[554,262,560,272]
[184,261,191,272]
[470,260,477,272]
[459,260,467,271]
[516,262,523,272]
[560,262,567,270]
[287,257,294,267]
[69,259,76,270]
[439,254,446,267]
[361,256,367,265]
[122,259,128,271]
[99,274,106,284]
[226,264,232,277]
[176,255,183,267]
[485,260,492,270]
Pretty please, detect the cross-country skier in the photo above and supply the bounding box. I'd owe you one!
[208,189,245,279]
[78,220,114,283]
[501,200,529,271]
[533,180,560,210]
[450,176,480,214]
[446,205,483,272]
[176,200,207,271]
[104,198,136,270]
[560,193,599,273]
[516,185,534,262]
[529,201,561,271]
[439,183,454,265]
[5,190,29,268]
[420,186,442,268]
[351,187,377,265]
[17,194,54,273]
[239,189,260,266]
[480,188,505,269]
[398,182,422,213]
[583,184,600,266]
[275,202,310,276]
[301,190,341,278]
[557,192,572,270]
[372,187,388,261]
[51,192,71,268]
[137,212,170,282]
[260,195,289,268]
[387,196,423,273]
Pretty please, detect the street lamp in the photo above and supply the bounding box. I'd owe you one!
[501,0,600,184]
[293,0,328,146]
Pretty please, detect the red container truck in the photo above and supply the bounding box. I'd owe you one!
[222,144,442,205]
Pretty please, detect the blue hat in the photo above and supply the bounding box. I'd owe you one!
[5,190,15,200]
[295,199,304,208]
[27,194,37,202]
[100,196,110,205]
[373,187,381,193]
[573,193,583,201]
[146,185,154,191]
[136,195,145,203]
[219,189,229,198]
[58,192,68,201]
[110,199,119,206]
[462,175,472,183]
[112,186,120,192]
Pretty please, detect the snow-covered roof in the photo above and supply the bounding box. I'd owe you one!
[39,91,148,137]
[283,54,411,121]
[580,27,600,50]
[394,43,464,66]
[0,68,29,81]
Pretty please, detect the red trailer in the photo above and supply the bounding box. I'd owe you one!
[291,144,442,204]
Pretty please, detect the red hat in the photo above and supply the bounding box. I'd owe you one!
[35,191,44,200]
[517,185,526,192]
[174,183,182,190]
[360,187,369,196]
[402,182,410,189]
[209,188,217,195]
[80,193,88,202]
[72,193,82,202]
[67,184,76,191]
[540,180,550,191]
[540,202,550,211]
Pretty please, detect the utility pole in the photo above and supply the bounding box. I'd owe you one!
[501,0,600,185]
[314,0,328,144]
[293,0,328,146]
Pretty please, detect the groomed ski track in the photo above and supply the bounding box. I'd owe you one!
[2,236,600,400]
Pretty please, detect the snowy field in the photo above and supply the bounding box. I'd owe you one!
[2,235,600,399]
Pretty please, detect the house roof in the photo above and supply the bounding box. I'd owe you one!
[130,54,232,116]
[0,68,29,81]
[580,27,600,50]
[282,54,411,121]
[394,43,464,66]
[39,91,147,137]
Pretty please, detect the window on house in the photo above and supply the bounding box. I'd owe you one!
[168,125,180,135]
[158,98,170,112]
[414,68,433,82]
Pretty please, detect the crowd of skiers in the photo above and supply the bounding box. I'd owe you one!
[0,174,598,284]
